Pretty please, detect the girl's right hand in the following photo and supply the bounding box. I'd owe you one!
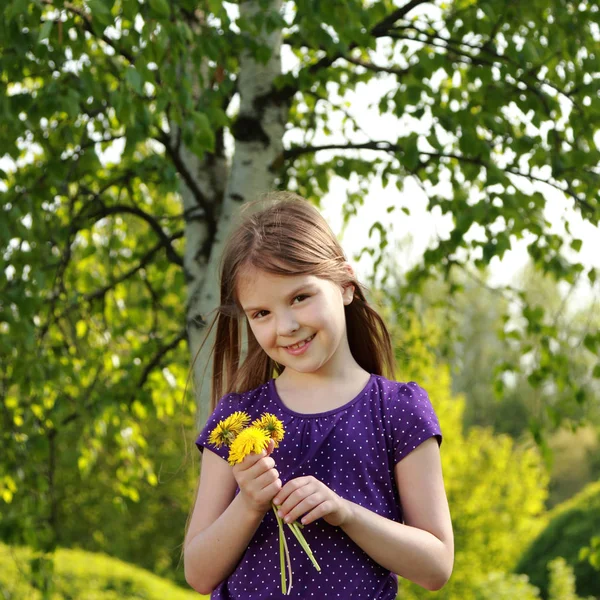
[232,440,281,515]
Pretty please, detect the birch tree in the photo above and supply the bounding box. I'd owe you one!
[1,0,599,584]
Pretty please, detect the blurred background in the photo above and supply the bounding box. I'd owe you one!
[1,0,599,598]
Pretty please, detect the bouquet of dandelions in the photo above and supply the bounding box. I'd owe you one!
[208,411,321,595]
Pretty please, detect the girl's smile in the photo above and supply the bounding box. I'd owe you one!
[237,268,355,379]
[283,333,316,355]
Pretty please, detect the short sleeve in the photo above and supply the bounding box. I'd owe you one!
[195,393,240,463]
[390,382,442,464]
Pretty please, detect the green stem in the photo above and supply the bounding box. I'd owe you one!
[272,505,293,595]
[286,521,322,572]
[275,508,286,594]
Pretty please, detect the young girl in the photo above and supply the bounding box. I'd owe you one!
[184,193,453,599]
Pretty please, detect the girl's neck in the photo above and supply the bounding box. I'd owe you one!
[277,362,368,390]
[275,358,371,413]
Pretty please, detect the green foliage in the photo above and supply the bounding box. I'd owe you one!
[547,557,583,600]
[579,536,600,573]
[55,395,198,587]
[389,265,600,449]
[515,481,600,599]
[547,426,600,508]
[2,0,599,590]
[0,542,205,599]
[467,559,595,600]
[0,361,197,587]
[470,572,541,600]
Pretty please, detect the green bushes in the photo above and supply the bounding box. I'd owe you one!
[515,481,600,599]
[0,543,205,600]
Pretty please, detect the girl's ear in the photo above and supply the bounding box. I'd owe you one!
[342,263,356,305]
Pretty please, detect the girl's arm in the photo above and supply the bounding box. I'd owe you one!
[184,447,281,595]
[341,437,453,590]
[273,437,454,591]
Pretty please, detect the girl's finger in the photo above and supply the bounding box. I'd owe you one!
[298,500,331,526]
[277,481,316,514]
[246,456,275,479]
[259,478,282,500]
[236,450,270,472]
[280,493,322,524]
[273,476,312,506]
[265,439,275,456]
[255,467,279,490]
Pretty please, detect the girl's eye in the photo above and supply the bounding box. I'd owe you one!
[292,294,309,304]
[253,310,269,319]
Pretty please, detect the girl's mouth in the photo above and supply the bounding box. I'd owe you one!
[284,334,315,355]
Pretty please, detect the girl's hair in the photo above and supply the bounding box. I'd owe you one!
[209,191,394,411]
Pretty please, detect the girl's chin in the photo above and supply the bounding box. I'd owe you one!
[279,360,329,375]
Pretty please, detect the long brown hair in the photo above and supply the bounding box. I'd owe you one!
[209,192,394,411]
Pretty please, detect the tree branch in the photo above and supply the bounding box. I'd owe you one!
[371,0,433,36]
[41,0,136,65]
[157,130,216,229]
[284,142,595,213]
[129,329,187,406]
[281,1,431,102]
[341,56,410,77]
[78,232,185,310]
[390,25,580,109]
[86,203,183,266]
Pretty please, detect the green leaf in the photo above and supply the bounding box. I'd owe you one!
[64,89,80,119]
[522,41,540,65]
[583,333,598,354]
[38,20,53,44]
[402,134,419,171]
[486,165,506,187]
[125,68,143,94]
[149,0,171,18]
[191,112,215,153]
[88,0,113,26]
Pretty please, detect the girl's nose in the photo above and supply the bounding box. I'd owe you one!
[277,313,299,336]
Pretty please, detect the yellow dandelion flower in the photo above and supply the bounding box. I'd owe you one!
[228,427,270,465]
[223,411,251,434]
[208,411,250,448]
[252,413,285,448]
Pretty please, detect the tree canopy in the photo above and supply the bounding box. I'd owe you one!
[1,0,599,589]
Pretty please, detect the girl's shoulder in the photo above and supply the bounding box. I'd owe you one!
[370,375,442,462]
[370,374,430,403]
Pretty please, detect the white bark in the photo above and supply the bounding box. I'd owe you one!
[188,0,287,427]
[181,150,227,418]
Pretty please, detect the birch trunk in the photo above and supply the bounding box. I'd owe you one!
[186,0,288,427]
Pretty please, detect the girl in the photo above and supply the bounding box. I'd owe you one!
[184,193,453,599]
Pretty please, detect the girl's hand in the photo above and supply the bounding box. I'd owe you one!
[273,476,352,527]
[232,440,281,515]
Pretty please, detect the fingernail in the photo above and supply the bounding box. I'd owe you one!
[284,516,290,523]
[273,498,280,505]
[277,511,283,518]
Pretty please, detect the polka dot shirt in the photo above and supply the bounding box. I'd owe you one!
[196,375,442,599]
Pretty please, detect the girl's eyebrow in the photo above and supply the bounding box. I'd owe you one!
[287,283,316,299]
[242,284,316,314]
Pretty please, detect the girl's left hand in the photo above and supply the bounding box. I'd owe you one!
[273,476,352,527]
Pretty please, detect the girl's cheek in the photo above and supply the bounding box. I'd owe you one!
[254,327,274,349]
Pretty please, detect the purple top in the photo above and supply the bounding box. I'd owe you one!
[195,374,442,599]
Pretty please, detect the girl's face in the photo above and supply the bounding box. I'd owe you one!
[237,267,355,378]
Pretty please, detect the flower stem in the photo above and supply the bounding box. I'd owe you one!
[286,521,321,572]
[272,504,293,595]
